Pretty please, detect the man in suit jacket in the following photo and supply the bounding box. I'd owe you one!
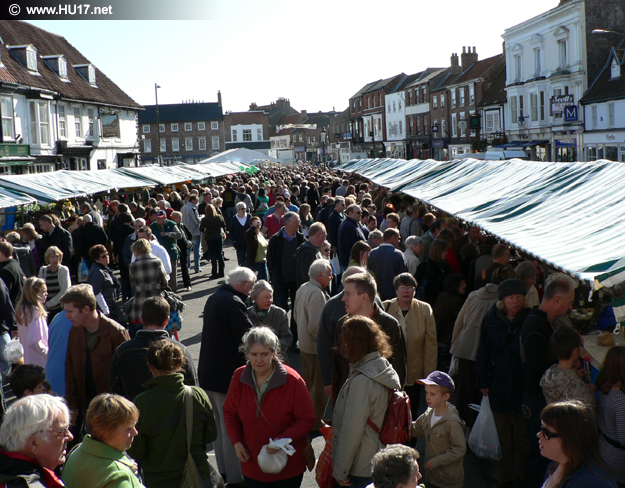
[367,228,408,301]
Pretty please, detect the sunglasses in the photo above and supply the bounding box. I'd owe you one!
[540,426,559,440]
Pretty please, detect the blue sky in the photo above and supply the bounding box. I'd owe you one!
[30,0,557,113]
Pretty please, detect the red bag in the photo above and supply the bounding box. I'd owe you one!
[315,426,335,488]
[367,389,413,445]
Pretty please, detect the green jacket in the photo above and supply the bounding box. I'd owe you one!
[63,435,144,488]
[129,374,218,488]
[150,220,182,259]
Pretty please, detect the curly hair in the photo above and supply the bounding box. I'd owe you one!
[341,315,392,363]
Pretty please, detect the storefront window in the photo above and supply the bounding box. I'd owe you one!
[605,146,618,162]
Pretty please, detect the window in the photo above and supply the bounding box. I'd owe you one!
[160,139,166,152]
[514,54,522,81]
[184,122,192,131]
[27,46,38,71]
[1,96,15,140]
[519,95,524,119]
[591,106,597,129]
[87,108,95,137]
[416,116,421,134]
[232,129,238,142]
[74,107,82,138]
[257,128,262,140]
[408,91,412,105]
[530,93,538,122]
[185,137,193,151]
[144,139,152,153]
[172,138,179,151]
[441,93,445,107]
[433,96,438,109]
[88,65,96,85]
[393,101,396,112]
[458,113,464,137]
[212,137,220,150]
[58,57,67,79]
[558,40,568,69]
[159,123,165,133]
[423,115,428,135]
[441,119,446,135]
[387,104,391,113]
[199,137,206,150]
[243,129,252,141]
[451,113,457,138]
[533,48,541,76]
[611,59,621,79]
[198,122,206,130]
[609,103,615,127]
[539,91,545,121]
[510,96,518,124]
[451,90,457,108]
[460,88,465,106]
[553,88,562,119]
[409,117,413,135]
[142,124,150,133]
[469,85,475,104]
[171,123,179,132]
[29,101,50,146]
[57,105,66,139]
[398,100,402,110]
[422,86,427,103]
[399,121,403,135]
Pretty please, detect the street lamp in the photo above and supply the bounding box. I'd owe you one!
[592,29,625,38]
[155,83,161,166]
[320,127,327,165]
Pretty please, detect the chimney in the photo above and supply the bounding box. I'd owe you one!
[460,46,471,70]
[472,46,479,63]
[249,102,258,111]
[217,90,222,106]
[450,52,459,67]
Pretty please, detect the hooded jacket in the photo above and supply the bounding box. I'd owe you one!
[450,283,498,361]
[412,404,466,488]
[540,365,596,406]
[332,351,401,480]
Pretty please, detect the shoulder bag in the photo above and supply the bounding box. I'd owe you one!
[178,387,206,488]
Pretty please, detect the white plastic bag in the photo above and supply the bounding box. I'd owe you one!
[257,438,295,474]
[468,396,502,461]
[3,337,24,364]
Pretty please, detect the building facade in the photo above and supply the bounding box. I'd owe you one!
[224,110,270,153]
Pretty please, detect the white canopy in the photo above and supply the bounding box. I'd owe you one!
[197,148,281,165]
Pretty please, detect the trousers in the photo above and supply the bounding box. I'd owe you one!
[206,390,243,485]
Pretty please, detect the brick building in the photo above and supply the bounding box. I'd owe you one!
[139,99,224,165]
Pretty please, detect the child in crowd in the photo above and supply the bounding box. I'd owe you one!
[412,371,466,488]
[540,325,596,406]
[8,364,50,398]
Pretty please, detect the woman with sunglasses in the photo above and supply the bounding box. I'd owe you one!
[538,400,617,488]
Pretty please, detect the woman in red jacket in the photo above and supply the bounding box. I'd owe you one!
[223,326,316,488]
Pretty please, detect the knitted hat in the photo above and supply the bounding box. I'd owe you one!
[497,278,527,300]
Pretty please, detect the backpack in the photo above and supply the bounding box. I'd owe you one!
[367,388,413,445]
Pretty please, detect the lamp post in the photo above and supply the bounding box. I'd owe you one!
[155,83,161,166]
[320,127,327,165]
[591,29,625,38]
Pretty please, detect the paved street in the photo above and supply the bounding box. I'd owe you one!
[177,239,495,488]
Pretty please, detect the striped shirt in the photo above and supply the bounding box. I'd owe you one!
[597,389,625,483]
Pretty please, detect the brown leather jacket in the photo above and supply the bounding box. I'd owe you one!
[65,312,130,415]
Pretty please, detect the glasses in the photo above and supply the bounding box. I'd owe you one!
[398,286,415,292]
[540,426,559,440]
[38,425,71,438]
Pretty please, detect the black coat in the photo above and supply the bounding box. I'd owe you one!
[39,225,73,267]
[198,284,255,394]
[415,259,452,307]
[475,305,531,414]
[266,228,305,286]
[228,214,251,250]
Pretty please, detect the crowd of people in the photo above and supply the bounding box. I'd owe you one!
[0,163,623,488]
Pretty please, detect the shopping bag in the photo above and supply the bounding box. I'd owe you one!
[468,395,502,461]
[78,259,89,283]
[315,426,334,488]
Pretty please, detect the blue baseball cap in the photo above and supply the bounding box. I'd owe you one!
[417,370,455,394]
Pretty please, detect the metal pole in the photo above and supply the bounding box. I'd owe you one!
[155,83,161,166]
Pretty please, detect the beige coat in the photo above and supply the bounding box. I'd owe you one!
[412,404,466,488]
[383,299,437,386]
[293,278,329,355]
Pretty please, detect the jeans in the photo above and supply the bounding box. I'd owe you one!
[191,235,201,272]
[235,247,247,266]
[225,207,236,227]
[0,331,10,412]
[206,237,224,275]
[348,475,373,488]
[251,261,268,281]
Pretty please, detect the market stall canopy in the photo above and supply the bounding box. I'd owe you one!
[184,161,248,178]
[197,148,281,165]
[343,158,625,286]
[66,169,157,191]
[0,186,36,210]
[119,165,205,185]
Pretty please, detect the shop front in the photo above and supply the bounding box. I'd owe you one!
[583,131,625,162]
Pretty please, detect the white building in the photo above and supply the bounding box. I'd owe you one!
[502,0,586,162]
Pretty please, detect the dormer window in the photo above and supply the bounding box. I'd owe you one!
[7,44,38,73]
[41,55,69,80]
[74,64,97,86]
[611,58,621,79]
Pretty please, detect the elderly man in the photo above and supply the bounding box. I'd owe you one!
[37,214,73,267]
[0,394,73,487]
[61,285,129,426]
[267,211,305,349]
[150,209,182,292]
[337,203,366,272]
[368,228,409,301]
[520,277,575,488]
[366,229,383,249]
[198,267,256,487]
[294,259,332,428]
[128,201,146,219]
[403,235,423,275]
[197,190,213,216]
[132,225,172,275]
[294,222,327,288]
[181,194,203,273]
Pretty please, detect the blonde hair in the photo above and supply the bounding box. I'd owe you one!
[131,238,151,255]
[44,246,63,264]
[86,393,139,445]
[16,277,47,324]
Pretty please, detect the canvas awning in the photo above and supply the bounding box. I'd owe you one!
[119,165,205,185]
[64,169,156,191]
[0,171,107,204]
[0,186,36,210]
[183,162,246,178]
[343,158,625,286]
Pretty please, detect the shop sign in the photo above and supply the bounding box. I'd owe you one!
[555,138,576,148]
[564,106,578,122]
[551,95,575,112]
[0,144,30,156]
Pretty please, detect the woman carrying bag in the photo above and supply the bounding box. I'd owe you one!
[129,340,223,488]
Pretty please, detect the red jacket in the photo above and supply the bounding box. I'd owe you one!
[223,361,316,483]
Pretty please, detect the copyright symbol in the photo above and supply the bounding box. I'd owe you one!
[9,4,20,15]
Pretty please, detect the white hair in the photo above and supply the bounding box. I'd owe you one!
[309,259,331,279]
[0,394,69,452]
[239,326,280,355]
[341,266,366,284]
[404,236,422,249]
[134,218,146,229]
[82,214,93,224]
[236,202,247,211]
[251,280,273,301]
[226,266,257,287]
